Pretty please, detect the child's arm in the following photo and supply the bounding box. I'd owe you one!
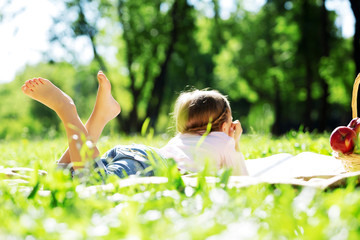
[225,120,248,175]
[229,120,242,152]
[224,145,248,176]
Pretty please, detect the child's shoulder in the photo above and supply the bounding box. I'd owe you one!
[207,132,235,145]
[208,131,230,138]
[169,132,234,148]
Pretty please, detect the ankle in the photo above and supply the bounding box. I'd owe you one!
[55,101,77,115]
[56,103,80,124]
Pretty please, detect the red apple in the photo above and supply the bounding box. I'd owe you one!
[348,118,358,128]
[348,117,360,134]
[330,126,357,154]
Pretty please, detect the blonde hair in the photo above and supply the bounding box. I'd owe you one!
[174,89,231,134]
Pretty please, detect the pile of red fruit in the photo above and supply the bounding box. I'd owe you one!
[330,118,360,155]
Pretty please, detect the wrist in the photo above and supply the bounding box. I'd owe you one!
[235,142,240,152]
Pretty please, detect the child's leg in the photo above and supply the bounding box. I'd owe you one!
[57,71,121,164]
[21,78,96,170]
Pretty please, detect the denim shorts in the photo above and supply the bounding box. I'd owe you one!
[95,144,166,179]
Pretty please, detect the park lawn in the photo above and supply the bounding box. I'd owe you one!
[0,132,359,239]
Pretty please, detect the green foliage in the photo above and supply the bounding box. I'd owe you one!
[0,0,357,137]
[0,62,121,140]
[243,131,332,159]
[211,1,353,133]
[1,132,360,239]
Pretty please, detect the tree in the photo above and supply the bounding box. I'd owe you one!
[49,0,200,133]
[44,0,353,135]
[350,0,360,116]
[350,0,360,75]
[213,0,343,134]
[115,0,199,132]
[49,0,107,72]
[217,0,301,134]
[319,0,330,131]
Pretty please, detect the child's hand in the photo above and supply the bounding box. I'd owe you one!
[229,120,242,151]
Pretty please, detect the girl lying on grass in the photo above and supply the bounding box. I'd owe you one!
[21,71,248,178]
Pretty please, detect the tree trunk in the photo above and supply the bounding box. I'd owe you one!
[300,0,314,130]
[319,0,330,131]
[264,1,283,135]
[115,0,145,133]
[304,56,313,129]
[75,3,108,73]
[89,35,107,73]
[210,0,224,55]
[350,0,360,75]
[350,0,360,117]
[271,77,282,135]
[145,0,182,126]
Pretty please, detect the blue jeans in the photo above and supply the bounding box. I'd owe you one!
[96,144,165,179]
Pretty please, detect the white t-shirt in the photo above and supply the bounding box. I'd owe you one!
[160,132,248,176]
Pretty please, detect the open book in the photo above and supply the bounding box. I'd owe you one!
[246,152,345,178]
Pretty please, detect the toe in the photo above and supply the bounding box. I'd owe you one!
[32,78,40,85]
[25,79,35,89]
[97,72,106,81]
[21,84,27,92]
[21,84,33,93]
[33,78,45,85]
[30,79,37,86]
[37,78,45,84]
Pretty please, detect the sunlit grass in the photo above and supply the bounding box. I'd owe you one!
[1,132,359,239]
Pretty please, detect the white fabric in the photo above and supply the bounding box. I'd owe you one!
[246,152,345,178]
[160,132,248,176]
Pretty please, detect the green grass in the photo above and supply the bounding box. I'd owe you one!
[0,132,359,239]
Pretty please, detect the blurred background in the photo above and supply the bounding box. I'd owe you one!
[0,0,359,139]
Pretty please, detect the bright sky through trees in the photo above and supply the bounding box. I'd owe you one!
[0,0,354,83]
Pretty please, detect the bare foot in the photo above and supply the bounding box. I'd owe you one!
[93,71,121,124]
[56,71,120,165]
[21,78,75,115]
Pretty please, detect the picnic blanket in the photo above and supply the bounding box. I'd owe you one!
[95,152,359,190]
[246,152,345,178]
[1,152,359,191]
